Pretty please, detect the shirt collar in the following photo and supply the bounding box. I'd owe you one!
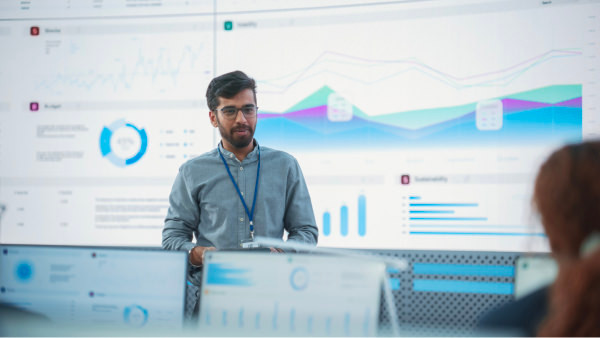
[217,139,260,163]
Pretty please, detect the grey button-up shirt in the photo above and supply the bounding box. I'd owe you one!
[163,141,318,256]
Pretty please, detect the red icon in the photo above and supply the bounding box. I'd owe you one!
[29,102,39,111]
[30,26,40,36]
[401,175,410,185]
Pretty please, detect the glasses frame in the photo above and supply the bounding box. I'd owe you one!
[216,105,259,120]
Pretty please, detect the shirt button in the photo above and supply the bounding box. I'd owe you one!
[241,192,244,196]
[229,154,233,158]
[240,167,244,171]
[240,218,244,222]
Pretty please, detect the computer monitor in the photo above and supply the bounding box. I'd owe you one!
[514,254,558,299]
[0,245,187,333]
[198,251,385,336]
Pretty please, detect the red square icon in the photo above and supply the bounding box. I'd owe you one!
[401,175,410,185]
[30,26,40,36]
[30,102,39,111]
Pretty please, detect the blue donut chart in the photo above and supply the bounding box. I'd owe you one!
[100,119,147,167]
[123,304,149,327]
[289,267,309,291]
[15,261,34,283]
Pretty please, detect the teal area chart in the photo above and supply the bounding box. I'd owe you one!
[255,85,582,150]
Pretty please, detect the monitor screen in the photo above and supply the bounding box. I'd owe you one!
[514,255,557,299]
[2,0,599,253]
[0,245,187,332]
[198,251,385,336]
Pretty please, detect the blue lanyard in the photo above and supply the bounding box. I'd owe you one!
[218,144,261,240]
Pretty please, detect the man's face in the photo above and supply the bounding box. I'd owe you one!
[209,88,257,149]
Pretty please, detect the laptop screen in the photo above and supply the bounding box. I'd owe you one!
[199,251,385,336]
[0,245,187,331]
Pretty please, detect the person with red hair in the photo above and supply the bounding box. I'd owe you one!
[478,141,600,336]
[534,141,600,336]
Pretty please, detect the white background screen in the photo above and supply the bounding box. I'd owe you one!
[1,0,599,252]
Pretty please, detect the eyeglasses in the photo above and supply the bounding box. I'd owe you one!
[217,105,258,120]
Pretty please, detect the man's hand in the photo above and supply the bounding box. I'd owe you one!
[189,246,216,266]
[269,247,285,253]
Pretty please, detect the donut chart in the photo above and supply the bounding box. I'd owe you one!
[100,119,147,167]
[15,261,34,283]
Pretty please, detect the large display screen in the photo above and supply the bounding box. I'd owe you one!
[1,0,599,252]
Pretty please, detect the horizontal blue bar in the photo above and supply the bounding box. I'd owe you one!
[413,263,514,277]
[413,279,514,295]
[410,217,487,221]
[206,264,252,286]
[409,196,421,200]
[409,203,478,207]
[409,224,531,228]
[409,210,455,214]
[389,278,401,291]
[387,267,400,274]
[410,231,547,237]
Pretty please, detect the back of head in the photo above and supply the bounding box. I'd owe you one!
[537,249,600,336]
[534,141,600,336]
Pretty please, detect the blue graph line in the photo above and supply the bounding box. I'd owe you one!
[409,210,455,214]
[409,224,532,228]
[410,217,487,221]
[409,203,478,207]
[259,49,582,94]
[410,231,547,236]
[36,45,207,93]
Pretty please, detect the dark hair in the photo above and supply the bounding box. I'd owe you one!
[534,141,600,256]
[205,70,257,112]
[533,141,600,336]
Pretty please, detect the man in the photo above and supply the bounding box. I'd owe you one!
[162,71,318,282]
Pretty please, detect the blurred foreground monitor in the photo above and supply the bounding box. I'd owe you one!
[514,255,557,299]
[198,251,386,336]
[0,245,187,335]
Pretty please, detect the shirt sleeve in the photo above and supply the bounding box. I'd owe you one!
[162,166,199,252]
[283,158,319,245]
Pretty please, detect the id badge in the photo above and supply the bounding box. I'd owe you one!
[240,238,260,249]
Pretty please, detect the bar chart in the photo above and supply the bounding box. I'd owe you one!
[203,304,373,336]
[322,194,366,238]
[406,195,545,237]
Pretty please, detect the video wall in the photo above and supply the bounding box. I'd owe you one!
[1,0,599,251]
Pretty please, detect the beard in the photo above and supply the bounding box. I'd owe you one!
[218,122,255,149]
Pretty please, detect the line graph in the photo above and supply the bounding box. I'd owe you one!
[35,43,211,95]
[257,49,582,94]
